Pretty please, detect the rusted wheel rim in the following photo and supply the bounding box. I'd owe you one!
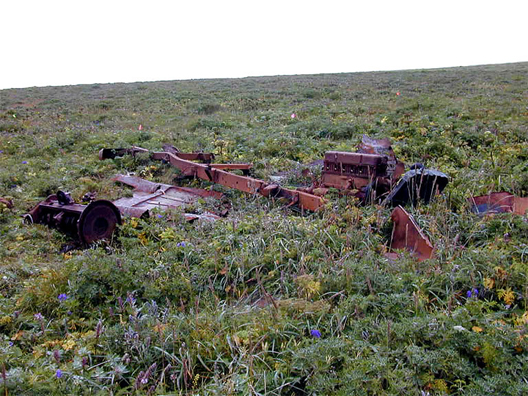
[77,200,121,244]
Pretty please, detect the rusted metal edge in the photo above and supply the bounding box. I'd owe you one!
[388,206,434,261]
[152,151,325,211]
[470,192,528,216]
[0,197,13,209]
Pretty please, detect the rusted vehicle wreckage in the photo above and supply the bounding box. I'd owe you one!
[26,137,452,260]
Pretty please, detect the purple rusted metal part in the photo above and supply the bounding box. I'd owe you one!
[0,197,13,209]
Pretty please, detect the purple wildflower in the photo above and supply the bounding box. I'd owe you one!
[310,329,321,338]
[58,293,68,302]
[22,161,28,164]
[177,241,186,247]
[56,369,62,378]
[466,290,472,298]
[34,313,44,321]
[472,288,479,297]
[157,214,163,218]
[8,341,13,347]
[126,292,136,306]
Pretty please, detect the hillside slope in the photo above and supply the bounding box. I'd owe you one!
[1,63,528,395]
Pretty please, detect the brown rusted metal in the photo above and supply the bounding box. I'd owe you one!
[470,192,528,215]
[25,191,121,244]
[321,151,389,190]
[208,163,253,175]
[387,206,434,261]
[319,136,448,206]
[152,151,325,211]
[357,135,406,181]
[0,197,13,209]
[112,174,223,221]
[162,144,215,163]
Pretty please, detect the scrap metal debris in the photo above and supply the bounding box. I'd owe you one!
[101,136,448,211]
[112,174,224,221]
[470,192,528,215]
[387,206,434,261]
[24,191,121,244]
[297,135,448,206]
[0,197,13,209]
[151,151,325,211]
[383,166,449,207]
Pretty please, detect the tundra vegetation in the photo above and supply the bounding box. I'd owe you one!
[0,63,528,395]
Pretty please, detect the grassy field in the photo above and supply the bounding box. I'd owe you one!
[1,62,528,395]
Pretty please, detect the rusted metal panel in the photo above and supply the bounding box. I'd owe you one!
[384,168,449,207]
[324,152,387,168]
[388,206,434,261]
[112,174,224,220]
[470,192,528,215]
[25,192,121,244]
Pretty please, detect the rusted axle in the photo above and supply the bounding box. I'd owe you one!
[25,191,121,244]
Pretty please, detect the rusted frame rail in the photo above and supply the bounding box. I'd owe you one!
[151,151,324,211]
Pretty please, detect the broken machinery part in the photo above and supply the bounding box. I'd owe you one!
[101,145,253,175]
[151,151,325,212]
[319,135,448,206]
[24,191,121,244]
[383,167,449,207]
[470,192,528,215]
[387,206,434,261]
[112,174,224,221]
[0,197,13,209]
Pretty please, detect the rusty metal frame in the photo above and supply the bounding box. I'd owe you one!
[151,151,325,211]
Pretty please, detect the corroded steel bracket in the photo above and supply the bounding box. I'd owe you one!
[387,206,434,261]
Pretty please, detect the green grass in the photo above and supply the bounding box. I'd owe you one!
[1,62,528,395]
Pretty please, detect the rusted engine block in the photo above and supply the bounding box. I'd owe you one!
[319,136,447,206]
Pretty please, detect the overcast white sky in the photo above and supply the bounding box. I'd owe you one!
[1,0,526,90]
